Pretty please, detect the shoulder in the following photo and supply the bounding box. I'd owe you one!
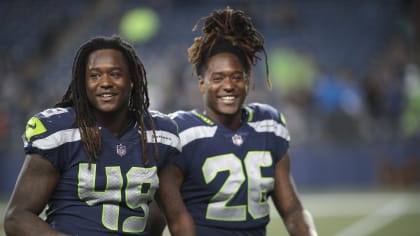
[246,103,290,141]
[168,110,206,131]
[149,110,173,122]
[169,110,218,147]
[246,103,287,127]
[147,110,182,152]
[168,110,194,122]
[24,107,75,143]
[148,110,178,133]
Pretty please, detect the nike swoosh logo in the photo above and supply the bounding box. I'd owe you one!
[25,117,47,141]
[27,123,36,129]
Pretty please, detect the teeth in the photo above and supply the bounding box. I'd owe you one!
[101,94,113,97]
[220,96,235,101]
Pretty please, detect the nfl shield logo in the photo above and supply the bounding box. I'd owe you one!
[232,134,243,146]
[116,144,127,157]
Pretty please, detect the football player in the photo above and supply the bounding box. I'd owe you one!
[4,35,195,236]
[169,7,318,236]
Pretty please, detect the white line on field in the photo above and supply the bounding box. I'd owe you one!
[333,196,409,236]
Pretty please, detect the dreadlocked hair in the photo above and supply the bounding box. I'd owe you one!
[55,35,158,165]
[188,6,271,89]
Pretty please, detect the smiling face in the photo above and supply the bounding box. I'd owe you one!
[85,49,133,116]
[199,52,249,124]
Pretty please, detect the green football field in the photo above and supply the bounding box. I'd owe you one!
[1,190,419,236]
[265,190,420,236]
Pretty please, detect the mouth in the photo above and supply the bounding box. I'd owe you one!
[218,95,237,104]
[97,93,117,101]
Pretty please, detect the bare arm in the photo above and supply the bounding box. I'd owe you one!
[3,154,69,236]
[147,199,167,236]
[155,163,196,236]
[272,152,318,236]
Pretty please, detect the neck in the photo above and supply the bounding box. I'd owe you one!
[204,109,243,131]
[96,109,134,137]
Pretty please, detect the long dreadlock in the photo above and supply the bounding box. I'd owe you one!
[188,6,271,89]
[55,35,157,164]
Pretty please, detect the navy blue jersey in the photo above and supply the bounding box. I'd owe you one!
[23,107,180,236]
[170,103,290,236]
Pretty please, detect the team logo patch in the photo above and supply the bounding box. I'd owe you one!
[116,144,127,157]
[232,134,243,146]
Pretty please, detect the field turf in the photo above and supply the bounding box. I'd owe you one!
[1,190,419,236]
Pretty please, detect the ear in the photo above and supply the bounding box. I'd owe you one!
[198,75,205,93]
[245,75,251,95]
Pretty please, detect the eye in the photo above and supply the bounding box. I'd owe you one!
[109,71,121,78]
[89,73,101,80]
[210,76,223,83]
[231,74,245,82]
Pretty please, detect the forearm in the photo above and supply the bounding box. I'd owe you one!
[148,200,167,236]
[157,164,196,236]
[4,209,69,236]
[167,214,196,236]
[284,209,318,236]
[161,193,196,236]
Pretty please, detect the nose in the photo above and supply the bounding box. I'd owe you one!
[222,77,234,91]
[99,74,113,88]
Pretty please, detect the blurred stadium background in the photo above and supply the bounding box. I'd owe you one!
[1,0,419,235]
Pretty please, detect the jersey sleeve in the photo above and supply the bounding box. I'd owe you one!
[167,111,193,173]
[266,104,290,162]
[23,107,76,171]
[248,103,290,163]
[276,110,290,161]
[149,111,182,168]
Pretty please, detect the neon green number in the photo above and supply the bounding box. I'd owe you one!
[78,164,158,233]
[202,151,274,221]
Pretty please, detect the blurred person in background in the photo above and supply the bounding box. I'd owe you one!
[167,7,317,236]
[313,67,364,143]
[3,35,195,236]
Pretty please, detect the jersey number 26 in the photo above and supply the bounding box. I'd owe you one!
[202,151,274,221]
